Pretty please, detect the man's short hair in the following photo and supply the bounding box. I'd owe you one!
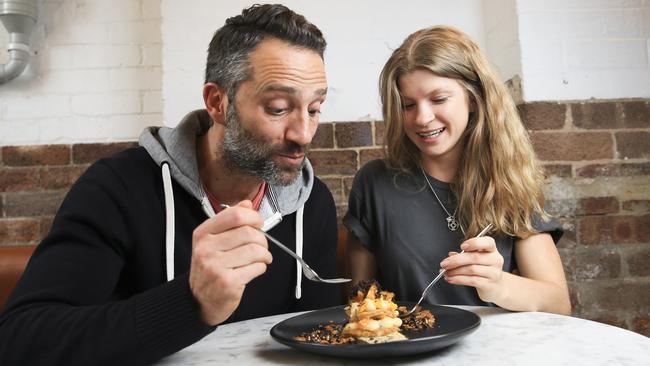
[205,4,326,101]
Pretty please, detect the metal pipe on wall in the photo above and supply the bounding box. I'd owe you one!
[0,0,38,84]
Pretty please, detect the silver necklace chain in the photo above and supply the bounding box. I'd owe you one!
[419,166,460,232]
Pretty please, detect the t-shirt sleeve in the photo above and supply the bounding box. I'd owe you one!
[342,163,377,252]
[532,214,564,244]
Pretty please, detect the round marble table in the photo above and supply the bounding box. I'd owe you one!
[156,306,650,365]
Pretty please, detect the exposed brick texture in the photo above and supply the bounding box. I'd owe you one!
[359,148,385,166]
[311,123,334,149]
[342,177,354,204]
[621,101,650,128]
[0,168,39,193]
[335,122,373,148]
[632,315,650,337]
[1,99,649,337]
[519,102,566,130]
[578,215,650,245]
[543,164,572,178]
[576,162,650,178]
[531,132,613,161]
[579,282,650,312]
[0,219,41,244]
[616,131,650,159]
[309,150,358,176]
[568,289,581,313]
[72,142,137,164]
[39,166,88,190]
[39,217,54,239]
[577,197,619,215]
[627,248,650,277]
[622,200,650,214]
[585,314,627,330]
[320,177,344,206]
[556,226,577,249]
[564,248,621,281]
[4,191,67,218]
[571,102,618,129]
[375,121,385,146]
[2,145,70,166]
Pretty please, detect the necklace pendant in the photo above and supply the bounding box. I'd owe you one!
[446,216,459,231]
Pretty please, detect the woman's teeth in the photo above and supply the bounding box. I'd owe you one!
[418,127,445,138]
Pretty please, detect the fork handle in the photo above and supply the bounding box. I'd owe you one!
[407,223,494,315]
[218,204,307,265]
[262,231,307,265]
[412,251,461,309]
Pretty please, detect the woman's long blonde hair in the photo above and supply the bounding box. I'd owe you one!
[379,25,547,238]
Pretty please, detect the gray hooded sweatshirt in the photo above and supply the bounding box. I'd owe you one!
[139,109,314,298]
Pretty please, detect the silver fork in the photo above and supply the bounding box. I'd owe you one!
[401,223,494,317]
[219,204,350,284]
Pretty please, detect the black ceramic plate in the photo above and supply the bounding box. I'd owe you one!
[270,302,480,358]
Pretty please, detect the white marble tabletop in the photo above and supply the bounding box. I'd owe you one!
[157,306,650,366]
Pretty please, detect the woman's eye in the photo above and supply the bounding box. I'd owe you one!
[401,103,415,110]
[432,97,448,104]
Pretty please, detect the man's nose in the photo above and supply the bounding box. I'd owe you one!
[286,110,315,146]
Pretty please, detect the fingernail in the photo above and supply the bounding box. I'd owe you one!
[460,243,468,250]
[440,260,448,267]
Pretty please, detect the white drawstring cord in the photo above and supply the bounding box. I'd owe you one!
[162,163,175,282]
[166,172,300,299]
[294,204,304,299]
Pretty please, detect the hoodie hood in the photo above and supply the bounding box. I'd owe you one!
[138,109,314,219]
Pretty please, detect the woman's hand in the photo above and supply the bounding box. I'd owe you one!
[440,236,505,303]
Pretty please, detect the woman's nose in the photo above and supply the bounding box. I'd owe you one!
[414,104,435,126]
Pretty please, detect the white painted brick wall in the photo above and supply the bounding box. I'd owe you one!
[484,0,522,82]
[161,0,486,126]
[518,0,650,101]
[2,0,649,145]
[0,0,162,146]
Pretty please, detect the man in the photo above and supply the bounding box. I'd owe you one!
[0,4,341,365]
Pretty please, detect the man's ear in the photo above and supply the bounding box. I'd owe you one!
[203,83,229,125]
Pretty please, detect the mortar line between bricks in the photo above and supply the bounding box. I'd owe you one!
[532,128,650,133]
[546,159,649,165]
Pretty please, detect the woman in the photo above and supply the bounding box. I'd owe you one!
[343,26,571,315]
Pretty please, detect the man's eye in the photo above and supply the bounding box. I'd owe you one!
[267,107,287,115]
[308,109,321,117]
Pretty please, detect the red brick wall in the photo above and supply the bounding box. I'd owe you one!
[1,99,649,335]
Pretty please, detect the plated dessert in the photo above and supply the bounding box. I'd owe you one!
[294,280,435,345]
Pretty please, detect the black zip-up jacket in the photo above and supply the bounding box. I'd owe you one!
[0,146,341,365]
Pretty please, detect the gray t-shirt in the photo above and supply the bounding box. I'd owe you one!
[343,159,563,306]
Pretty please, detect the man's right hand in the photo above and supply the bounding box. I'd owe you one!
[189,200,272,326]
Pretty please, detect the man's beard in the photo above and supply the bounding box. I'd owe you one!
[219,104,309,186]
